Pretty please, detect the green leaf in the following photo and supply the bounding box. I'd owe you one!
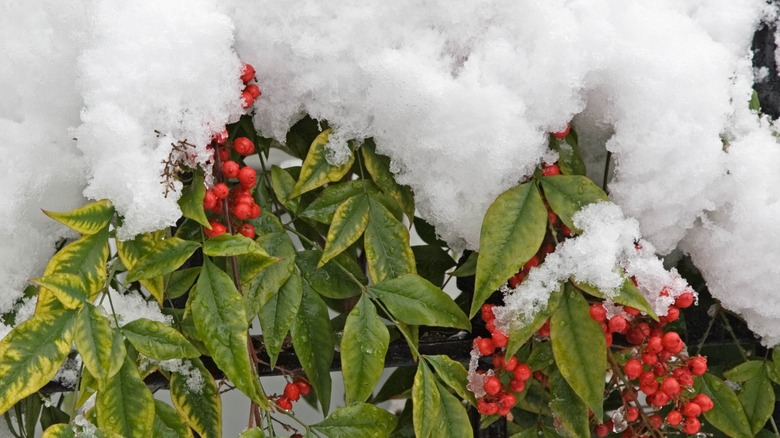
[505,287,563,357]
[97,356,155,438]
[237,428,265,438]
[412,361,441,438]
[164,267,200,300]
[313,403,398,438]
[450,251,478,277]
[750,90,761,111]
[472,182,547,317]
[725,361,775,435]
[258,271,303,367]
[371,366,417,404]
[43,199,114,235]
[291,284,335,413]
[74,305,125,387]
[696,373,753,438]
[290,129,355,198]
[369,274,470,330]
[37,227,110,313]
[191,257,263,405]
[526,341,554,371]
[301,180,375,223]
[549,369,589,438]
[0,310,75,415]
[30,273,89,309]
[342,296,389,403]
[41,424,75,438]
[550,284,606,418]
[126,237,200,283]
[270,166,300,213]
[550,132,586,176]
[297,250,364,300]
[116,230,165,303]
[424,355,476,406]
[169,358,222,438]
[122,318,200,360]
[320,194,370,266]
[361,139,415,221]
[574,278,657,320]
[412,245,456,287]
[153,400,193,438]
[202,233,272,258]
[244,232,296,320]
[540,176,608,234]
[365,197,416,283]
[433,380,472,438]
[178,173,210,228]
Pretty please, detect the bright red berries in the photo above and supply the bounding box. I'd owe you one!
[238,166,257,188]
[688,356,707,376]
[213,130,229,144]
[662,332,683,354]
[203,190,217,210]
[542,163,560,176]
[682,402,701,417]
[239,223,256,239]
[474,337,495,356]
[551,124,570,139]
[624,359,643,380]
[514,363,532,382]
[589,304,607,322]
[283,382,301,401]
[660,377,680,397]
[222,160,240,178]
[682,416,701,435]
[245,84,262,99]
[594,424,609,437]
[205,220,226,238]
[692,394,713,412]
[666,410,683,426]
[625,406,639,422]
[608,315,628,334]
[233,137,255,156]
[483,376,502,396]
[213,183,229,200]
[295,379,311,396]
[477,399,498,415]
[276,397,292,411]
[240,63,256,84]
[241,91,255,109]
[675,291,695,308]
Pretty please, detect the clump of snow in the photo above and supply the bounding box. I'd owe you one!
[76,0,244,239]
[159,359,204,393]
[493,203,691,334]
[0,298,36,341]
[53,355,82,389]
[100,288,172,327]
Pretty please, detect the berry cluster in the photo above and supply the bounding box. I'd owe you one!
[202,63,262,240]
[473,304,530,417]
[273,378,311,412]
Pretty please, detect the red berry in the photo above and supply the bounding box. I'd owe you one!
[245,84,262,99]
[233,137,255,156]
[682,402,702,418]
[509,379,525,392]
[589,304,607,322]
[542,163,560,176]
[218,146,230,161]
[548,210,558,225]
[241,91,255,109]
[483,376,501,396]
[485,319,496,333]
[238,166,257,188]
[667,410,683,426]
[284,382,300,401]
[481,304,495,322]
[491,330,508,348]
[626,406,639,422]
[295,380,311,396]
[213,130,229,144]
[608,315,628,334]
[212,201,223,215]
[213,183,229,199]
[474,337,495,356]
[653,363,667,377]
[222,160,240,178]
[649,414,663,429]
[673,367,694,387]
[234,193,255,206]
[514,363,532,382]
[682,416,701,435]
[624,306,641,316]
[646,336,663,354]
[660,377,680,397]
[276,397,292,411]
[502,356,518,372]
[641,352,658,366]
[203,190,217,210]
[692,394,713,412]
[623,359,643,380]
[665,306,680,322]
[508,271,526,288]
[205,220,226,238]
[538,320,551,337]
[552,124,570,139]
[240,63,255,83]
[250,203,261,218]
[479,400,499,416]
[239,223,256,239]
[232,203,252,220]
[688,356,707,376]
[499,392,516,410]
[605,332,613,347]
[594,424,609,437]
[649,391,670,407]
[662,332,684,354]
[675,291,695,309]
[496,403,511,417]
[523,255,540,270]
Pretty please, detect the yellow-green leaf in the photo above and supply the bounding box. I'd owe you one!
[0,310,76,415]
[433,380,471,438]
[361,139,415,221]
[540,175,608,234]
[549,369,589,438]
[122,318,200,360]
[505,286,563,357]
[313,403,398,438]
[550,284,606,418]
[116,230,166,303]
[696,373,753,438]
[368,274,470,330]
[472,182,547,317]
[291,284,335,414]
[126,237,200,283]
[549,131,586,176]
[300,180,377,223]
[724,361,775,435]
[342,296,389,404]
[202,233,272,258]
[412,361,441,438]
[364,197,415,283]
[30,273,89,309]
[153,400,193,438]
[319,194,370,267]
[191,257,266,406]
[37,227,110,314]
[424,355,476,406]
[237,428,265,438]
[178,173,210,228]
[74,305,125,387]
[164,267,200,300]
[270,165,300,213]
[96,356,155,438]
[244,232,296,321]
[169,358,221,438]
[258,271,303,367]
[297,250,365,300]
[43,199,114,235]
[41,423,75,438]
[290,129,355,198]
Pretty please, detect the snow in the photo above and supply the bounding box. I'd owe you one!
[1,1,780,344]
[100,288,172,327]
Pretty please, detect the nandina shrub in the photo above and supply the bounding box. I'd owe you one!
[0,69,779,438]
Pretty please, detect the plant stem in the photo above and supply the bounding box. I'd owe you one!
[602,151,612,194]
[718,310,749,361]
[607,350,664,438]
[693,303,719,356]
